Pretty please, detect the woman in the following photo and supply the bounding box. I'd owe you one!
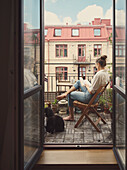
[56,55,109,121]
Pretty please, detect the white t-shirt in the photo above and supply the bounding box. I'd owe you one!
[89,69,109,94]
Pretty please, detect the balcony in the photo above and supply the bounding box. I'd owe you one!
[44,74,113,145]
[74,56,91,65]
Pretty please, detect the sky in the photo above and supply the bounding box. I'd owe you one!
[24,0,126,28]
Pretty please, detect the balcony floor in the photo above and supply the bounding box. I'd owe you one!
[44,112,112,145]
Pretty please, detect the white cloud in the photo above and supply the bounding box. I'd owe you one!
[105,7,112,24]
[63,17,72,25]
[44,5,115,26]
[45,10,62,25]
[75,5,103,24]
[115,9,125,26]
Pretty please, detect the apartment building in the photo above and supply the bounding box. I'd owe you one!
[44,18,112,91]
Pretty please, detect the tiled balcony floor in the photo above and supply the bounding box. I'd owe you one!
[44,112,113,144]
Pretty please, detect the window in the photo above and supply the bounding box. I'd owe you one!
[44,29,48,36]
[56,67,68,80]
[78,45,86,62]
[79,67,86,78]
[94,44,101,57]
[78,45,86,57]
[72,29,79,36]
[55,29,61,36]
[94,66,97,75]
[116,45,125,57]
[56,45,67,57]
[94,29,101,36]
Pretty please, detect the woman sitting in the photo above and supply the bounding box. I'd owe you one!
[56,55,109,121]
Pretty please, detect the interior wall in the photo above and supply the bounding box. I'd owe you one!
[0,0,18,169]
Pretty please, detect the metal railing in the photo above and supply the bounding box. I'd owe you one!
[44,73,112,103]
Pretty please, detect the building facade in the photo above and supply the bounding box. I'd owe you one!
[44,18,112,92]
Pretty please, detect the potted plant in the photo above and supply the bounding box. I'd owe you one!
[51,99,58,113]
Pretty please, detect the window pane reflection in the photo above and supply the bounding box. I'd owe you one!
[24,92,40,167]
[24,0,40,91]
[115,0,125,90]
[116,93,126,168]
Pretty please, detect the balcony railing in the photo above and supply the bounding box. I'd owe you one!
[74,56,91,64]
[44,73,112,104]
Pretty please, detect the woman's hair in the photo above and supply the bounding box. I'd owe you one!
[96,55,107,67]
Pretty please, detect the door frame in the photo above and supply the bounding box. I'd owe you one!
[18,0,45,169]
[112,0,127,169]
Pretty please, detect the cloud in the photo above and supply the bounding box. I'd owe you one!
[63,17,72,25]
[44,4,115,26]
[75,5,103,24]
[45,10,62,25]
[105,7,112,24]
[115,9,125,26]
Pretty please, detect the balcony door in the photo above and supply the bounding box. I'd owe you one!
[19,0,44,169]
[113,0,127,169]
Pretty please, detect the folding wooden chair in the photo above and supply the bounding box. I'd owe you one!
[73,82,109,132]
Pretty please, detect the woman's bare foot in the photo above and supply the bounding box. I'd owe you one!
[63,116,74,121]
[56,92,67,100]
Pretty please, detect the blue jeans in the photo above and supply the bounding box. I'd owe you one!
[68,80,99,107]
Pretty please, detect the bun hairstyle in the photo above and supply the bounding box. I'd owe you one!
[96,55,107,67]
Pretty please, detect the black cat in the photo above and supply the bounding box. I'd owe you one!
[44,107,64,134]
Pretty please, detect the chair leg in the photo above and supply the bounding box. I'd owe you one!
[74,107,89,128]
[91,107,106,124]
[85,114,101,132]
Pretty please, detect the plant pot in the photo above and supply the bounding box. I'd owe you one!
[51,104,58,113]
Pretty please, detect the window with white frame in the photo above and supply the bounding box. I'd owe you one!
[94,29,101,36]
[56,45,67,57]
[116,45,125,57]
[56,67,68,81]
[79,67,86,78]
[72,29,79,36]
[55,29,62,36]
[78,45,86,57]
[94,44,101,57]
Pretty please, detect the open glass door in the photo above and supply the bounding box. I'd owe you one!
[113,0,127,169]
[21,0,44,169]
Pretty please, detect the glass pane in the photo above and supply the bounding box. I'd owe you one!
[64,49,67,57]
[60,49,63,56]
[94,29,101,36]
[72,29,79,36]
[98,45,101,48]
[78,48,81,56]
[116,93,126,168]
[55,29,61,36]
[94,49,97,56]
[64,72,67,80]
[24,0,40,91]
[116,48,118,56]
[24,92,40,167]
[82,48,85,56]
[98,49,101,55]
[64,67,67,71]
[44,29,48,36]
[115,0,125,90]
[56,49,59,57]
